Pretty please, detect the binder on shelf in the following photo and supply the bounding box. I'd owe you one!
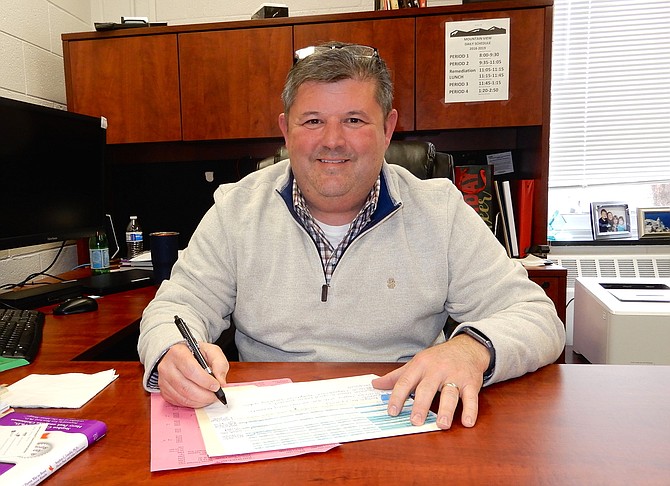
[501,180,520,258]
[493,181,511,257]
[513,179,535,258]
[493,180,520,258]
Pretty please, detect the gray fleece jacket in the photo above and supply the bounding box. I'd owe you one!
[138,160,565,391]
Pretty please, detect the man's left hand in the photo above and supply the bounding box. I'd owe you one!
[371,333,490,430]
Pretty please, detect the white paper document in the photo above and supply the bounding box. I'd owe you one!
[444,18,510,103]
[195,374,439,457]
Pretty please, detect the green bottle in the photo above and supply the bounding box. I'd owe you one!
[89,229,110,275]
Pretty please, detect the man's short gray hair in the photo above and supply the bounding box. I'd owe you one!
[281,41,394,119]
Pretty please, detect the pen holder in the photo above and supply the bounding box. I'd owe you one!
[150,232,179,283]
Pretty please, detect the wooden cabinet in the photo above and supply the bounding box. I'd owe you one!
[527,264,569,363]
[293,17,415,132]
[63,34,181,144]
[61,0,554,244]
[179,26,293,140]
[415,8,546,129]
[526,265,567,324]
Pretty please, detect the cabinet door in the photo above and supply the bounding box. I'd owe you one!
[179,27,293,141]
[294,18,415,132]
[415,8,545,129]
[65,35,181,144]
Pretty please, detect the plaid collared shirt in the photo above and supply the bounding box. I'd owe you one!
[292,176,380,287]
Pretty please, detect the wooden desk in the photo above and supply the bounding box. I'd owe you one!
[31,284,156,362]
[1,278,667,484]
[2,361,670,482]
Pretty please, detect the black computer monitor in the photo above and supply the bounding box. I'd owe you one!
[0,96,107,251]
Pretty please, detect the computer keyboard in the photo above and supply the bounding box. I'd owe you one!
[0,308,45,362]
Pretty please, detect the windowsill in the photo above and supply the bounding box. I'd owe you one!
[550,238,670,247]
[547,240,670,258]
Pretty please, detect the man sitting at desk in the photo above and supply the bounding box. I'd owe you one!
[138,41,565,430]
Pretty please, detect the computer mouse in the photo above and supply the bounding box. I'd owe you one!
[53,296,99,315]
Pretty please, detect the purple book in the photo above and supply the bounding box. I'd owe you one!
[0,412,107,485]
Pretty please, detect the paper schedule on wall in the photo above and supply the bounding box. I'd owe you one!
[444,18,510,103]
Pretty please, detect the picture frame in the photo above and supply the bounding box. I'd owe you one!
[637,207,670,238]
[590,202,631,240]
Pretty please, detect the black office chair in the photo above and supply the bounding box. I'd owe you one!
[256,140,454,181]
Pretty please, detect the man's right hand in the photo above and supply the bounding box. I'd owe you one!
[157,342,230,408]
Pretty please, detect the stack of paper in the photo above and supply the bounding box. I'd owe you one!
[121,251,153,268]
[4,369,119,408]
[196,374,439,457]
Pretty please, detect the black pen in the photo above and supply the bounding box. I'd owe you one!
[174,315,227,406]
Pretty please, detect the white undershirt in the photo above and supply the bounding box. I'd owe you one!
[315,219,350,249]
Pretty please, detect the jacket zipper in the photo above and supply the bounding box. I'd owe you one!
[318,203,402,303]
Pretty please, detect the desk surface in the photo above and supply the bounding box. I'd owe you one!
[1,283,669,484]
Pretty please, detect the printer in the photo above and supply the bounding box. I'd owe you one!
[573,277,670,365]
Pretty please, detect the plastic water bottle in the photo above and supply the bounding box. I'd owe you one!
[89,230,110,275]
[125,216,143,259]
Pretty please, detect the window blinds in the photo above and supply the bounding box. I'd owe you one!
[549,0,670,188]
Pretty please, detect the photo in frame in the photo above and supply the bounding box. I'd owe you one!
[637,207,670,238]
[590,202,631,240]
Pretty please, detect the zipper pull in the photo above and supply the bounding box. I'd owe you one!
[321,284,329,302]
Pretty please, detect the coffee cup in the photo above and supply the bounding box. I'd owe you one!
[150,231,179,283]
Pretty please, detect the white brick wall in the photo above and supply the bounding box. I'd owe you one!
[91,1,375,25]
[90,0,459,26]
[0,0,91,106]
[0,0,95,288]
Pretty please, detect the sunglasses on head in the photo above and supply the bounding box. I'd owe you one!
[293,44,379,64]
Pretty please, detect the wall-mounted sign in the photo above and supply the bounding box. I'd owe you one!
[444,18,510,103]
